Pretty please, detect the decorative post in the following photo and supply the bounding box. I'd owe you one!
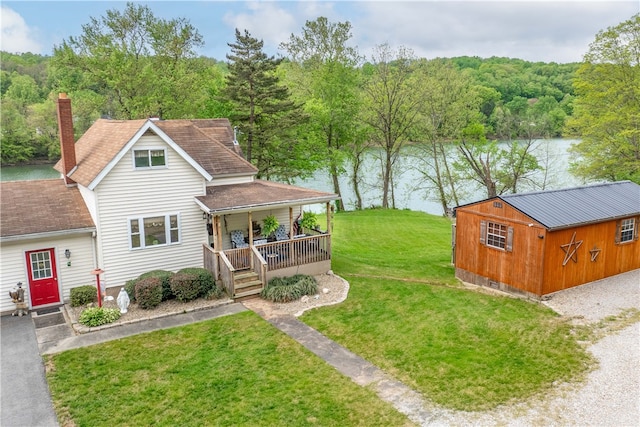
[91,268,104,308]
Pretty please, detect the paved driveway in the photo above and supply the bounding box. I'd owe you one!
[1,315,58,427]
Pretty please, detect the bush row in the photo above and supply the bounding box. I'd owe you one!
[124,268,223,309]
[261,274,318,303]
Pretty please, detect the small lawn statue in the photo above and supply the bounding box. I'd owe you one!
[117,287,130,314]
[8,282,28,317]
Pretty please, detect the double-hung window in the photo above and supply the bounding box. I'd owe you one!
[129,214,180,249]
[616,217,638,244]
[134,149,166,168]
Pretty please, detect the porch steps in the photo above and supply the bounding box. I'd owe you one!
[233,271,264,301]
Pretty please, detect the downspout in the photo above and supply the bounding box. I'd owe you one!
[91,230,98,268]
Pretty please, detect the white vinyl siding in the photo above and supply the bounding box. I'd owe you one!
[0,235,95,313]
[92,135,206,288]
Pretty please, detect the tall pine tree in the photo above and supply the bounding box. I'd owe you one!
[222,29,312,180]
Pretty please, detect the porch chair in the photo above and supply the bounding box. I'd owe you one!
[230,230,249,248]
[274,225,289,241]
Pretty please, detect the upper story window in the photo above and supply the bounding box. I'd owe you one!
[129,214,180,249]
[617,217,637,244]
[134,149,166,168]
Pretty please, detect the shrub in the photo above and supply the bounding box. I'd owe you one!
[78,307,120,327]
[70,285,97,307]
[139,270,174,301]
[135,277,163,309]
[124,279,137,303]
[261,275,318,303]
[178,267,215,296]
[169,273,201,302]
[205,286,225,300]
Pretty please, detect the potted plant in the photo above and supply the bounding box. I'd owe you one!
[262,214,279,238]
[300,211,319,232]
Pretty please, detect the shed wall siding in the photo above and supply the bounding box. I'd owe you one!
[0,234,95,313]
[456,199,640,296]
[455,202,545,295]
[542,220,640,294]
[93,135,206,289]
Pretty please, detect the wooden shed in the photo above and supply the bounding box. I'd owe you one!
[453,181,640,298]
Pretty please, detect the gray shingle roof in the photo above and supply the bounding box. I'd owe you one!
[500,181,640,230]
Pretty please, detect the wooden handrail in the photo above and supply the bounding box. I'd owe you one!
[218,251,235,298]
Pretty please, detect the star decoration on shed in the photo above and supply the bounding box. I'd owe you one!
[560,232,583,266]
[590,246,601,262]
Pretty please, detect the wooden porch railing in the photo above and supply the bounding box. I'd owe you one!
[256,234,330,271]
[204,234,330,297]
[251,246,267,285]
[218,251,236,298]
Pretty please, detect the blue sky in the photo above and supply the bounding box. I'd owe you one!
[1,1,638,63]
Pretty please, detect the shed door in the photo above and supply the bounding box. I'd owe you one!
[26,249,60,307]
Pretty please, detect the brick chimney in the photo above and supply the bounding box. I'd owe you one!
[56,93,76,185]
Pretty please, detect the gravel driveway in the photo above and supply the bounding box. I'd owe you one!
[427,269,640,426]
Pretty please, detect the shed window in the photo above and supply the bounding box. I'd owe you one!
[129,214,180,249]
[616,217,637,244]
[134,149,166,168]
[480,220,513,252]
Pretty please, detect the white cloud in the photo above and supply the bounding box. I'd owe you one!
[221,1,341,56]
[223,2,297,54]
[350,1,639,63]
[0,6,42,54]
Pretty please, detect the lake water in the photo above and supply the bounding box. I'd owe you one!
[296,139,582,215]
[1,139,581,216]
[1,164,59,181]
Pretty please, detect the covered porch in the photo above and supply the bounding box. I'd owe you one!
[196,180,339,299]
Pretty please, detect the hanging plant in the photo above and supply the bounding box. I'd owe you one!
[300,211,319,231]
[262,214,279,237]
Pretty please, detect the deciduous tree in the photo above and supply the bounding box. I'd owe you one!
[280,17,363,210]
[51,2,206,119]
[568,14,640,183]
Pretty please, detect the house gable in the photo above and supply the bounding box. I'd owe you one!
[86,120,212,190]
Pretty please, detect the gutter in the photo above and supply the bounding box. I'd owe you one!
[195,195,340,215]
[0,227,96,243]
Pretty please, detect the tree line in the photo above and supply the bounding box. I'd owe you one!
[1,3,637,212]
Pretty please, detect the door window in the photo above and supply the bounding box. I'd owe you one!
[30,251,53,279]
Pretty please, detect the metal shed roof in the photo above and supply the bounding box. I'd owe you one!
[500,181,640,230]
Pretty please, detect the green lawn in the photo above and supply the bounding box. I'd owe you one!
[47,311,410,426]
[46,208,592,423]
[301,209,592,410]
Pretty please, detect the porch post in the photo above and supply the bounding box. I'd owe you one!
[326,202,331,234]
[214,215,222,250]
[248,211,254,245]
[289,207,294,239]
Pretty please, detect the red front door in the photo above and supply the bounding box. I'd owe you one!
[26,248,60,307]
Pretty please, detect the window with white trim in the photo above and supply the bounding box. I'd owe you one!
[617,217,637,244]
[129,214,180,249]
[134,149,166,168]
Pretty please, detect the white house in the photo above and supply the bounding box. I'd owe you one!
[0,94,339,314]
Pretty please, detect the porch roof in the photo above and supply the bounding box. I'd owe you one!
[195,180,340,214]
